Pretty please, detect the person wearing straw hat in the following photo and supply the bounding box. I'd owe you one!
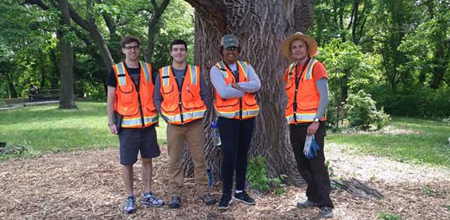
[210,34,261,210]
[280,32,333,218]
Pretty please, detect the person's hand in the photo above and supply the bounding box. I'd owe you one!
[109,123,118,135]
[307,122,319,135]
[231,82,240,89]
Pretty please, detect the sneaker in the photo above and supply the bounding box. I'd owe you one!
[321,206,333,218]
[141,192,164,207]
[124,196,136,214]
[233,191,255,205]
[218,194,233,210]
[200,193,216,205]
[168,196,181,209]
[297,200,318,209]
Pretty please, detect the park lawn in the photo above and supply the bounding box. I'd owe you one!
[327,117,450,168]
[1,102,449,169]
[0,102,167,159]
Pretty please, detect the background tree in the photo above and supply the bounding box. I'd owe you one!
[58,0,76,109]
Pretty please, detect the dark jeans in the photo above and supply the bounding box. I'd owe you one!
[218,117,255,196]
[290,122,334,208]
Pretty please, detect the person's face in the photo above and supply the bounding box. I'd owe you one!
[290,39,309,61]
[170,44,187,64]
[122,41,140,61]
[222,46,239,64]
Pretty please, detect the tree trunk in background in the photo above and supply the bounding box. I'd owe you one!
[145,0,171,62]
[58,0,76,109]
[182,0,315,185]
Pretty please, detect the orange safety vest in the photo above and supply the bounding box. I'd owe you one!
[213,61,259,120]
[113,61,158,128]
[285,58,326,124]
[159,65,207,125]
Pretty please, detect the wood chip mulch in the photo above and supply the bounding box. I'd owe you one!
[1,143,449,219]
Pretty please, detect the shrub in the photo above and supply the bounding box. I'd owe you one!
[344,90,390,130]
[247,155,286,194]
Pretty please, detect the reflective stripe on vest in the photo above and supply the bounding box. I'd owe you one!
[286,113,318,123]
[116,63,127,86]
[161,109,205,123]
[162,66,170,87]
[140,61,151,83]
[216,108,259,119]
[122,116,158,128]
[189,65,198,85]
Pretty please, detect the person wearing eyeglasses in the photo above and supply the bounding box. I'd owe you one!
[153,39,216,209]
[210,34,261,210]
[106,36,164,214]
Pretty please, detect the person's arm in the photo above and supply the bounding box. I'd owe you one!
[153,73,163,114]
[236,64,261,93]
[315,78,329,119]
[107,86,118,134]
[199,72,212,109]
[210,65,244,99]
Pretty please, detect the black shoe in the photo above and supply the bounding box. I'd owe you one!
[168,196,181,209]
[321,206,333,218]
[200,193,216,205]
[233,191,255,205]
[297,200,318,209]
[218,194,233,210]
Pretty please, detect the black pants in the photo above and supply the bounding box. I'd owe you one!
[290,122,334,208]
[218,117,255,196]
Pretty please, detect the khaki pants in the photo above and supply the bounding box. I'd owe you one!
[167,120,209,197]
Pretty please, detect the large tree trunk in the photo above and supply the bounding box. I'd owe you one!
[182,0,315,185]
[58,0,76,109]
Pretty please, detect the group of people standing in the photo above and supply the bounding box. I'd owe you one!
[106,32,333,218]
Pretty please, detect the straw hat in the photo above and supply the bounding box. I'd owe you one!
[280,32,318,60]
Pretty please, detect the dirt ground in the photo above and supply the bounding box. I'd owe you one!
[1,143,449,220]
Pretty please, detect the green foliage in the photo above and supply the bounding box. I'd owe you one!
[344,90,390,130]
[422,186,434,196]
[445,205,450,212]
[370,85,450,118]
[325,160,335,177]
[377,212,401,220]
[247,156,286,194]
[328,117,450,168]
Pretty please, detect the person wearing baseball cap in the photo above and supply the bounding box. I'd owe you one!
[210,34,261,210]
[280,32,333,218]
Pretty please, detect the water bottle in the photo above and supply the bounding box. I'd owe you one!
[211,120,222,146]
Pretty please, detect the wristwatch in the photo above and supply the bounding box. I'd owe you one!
[313,117,320,123]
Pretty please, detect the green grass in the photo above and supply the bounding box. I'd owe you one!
[328,117,450,168]
[0,102,167,159]
[2,103,449,169]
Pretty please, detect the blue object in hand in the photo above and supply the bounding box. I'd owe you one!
[303,134,320,159]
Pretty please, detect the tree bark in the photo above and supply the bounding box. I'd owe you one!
[58,0,76,109]
[182,0,315,185]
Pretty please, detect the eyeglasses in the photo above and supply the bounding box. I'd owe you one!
[124,45,140,50]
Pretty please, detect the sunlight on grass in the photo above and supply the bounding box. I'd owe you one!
[328,117,450,168]
[0,102,167,158]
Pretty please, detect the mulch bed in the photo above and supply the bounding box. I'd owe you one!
[1,144,449,219]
